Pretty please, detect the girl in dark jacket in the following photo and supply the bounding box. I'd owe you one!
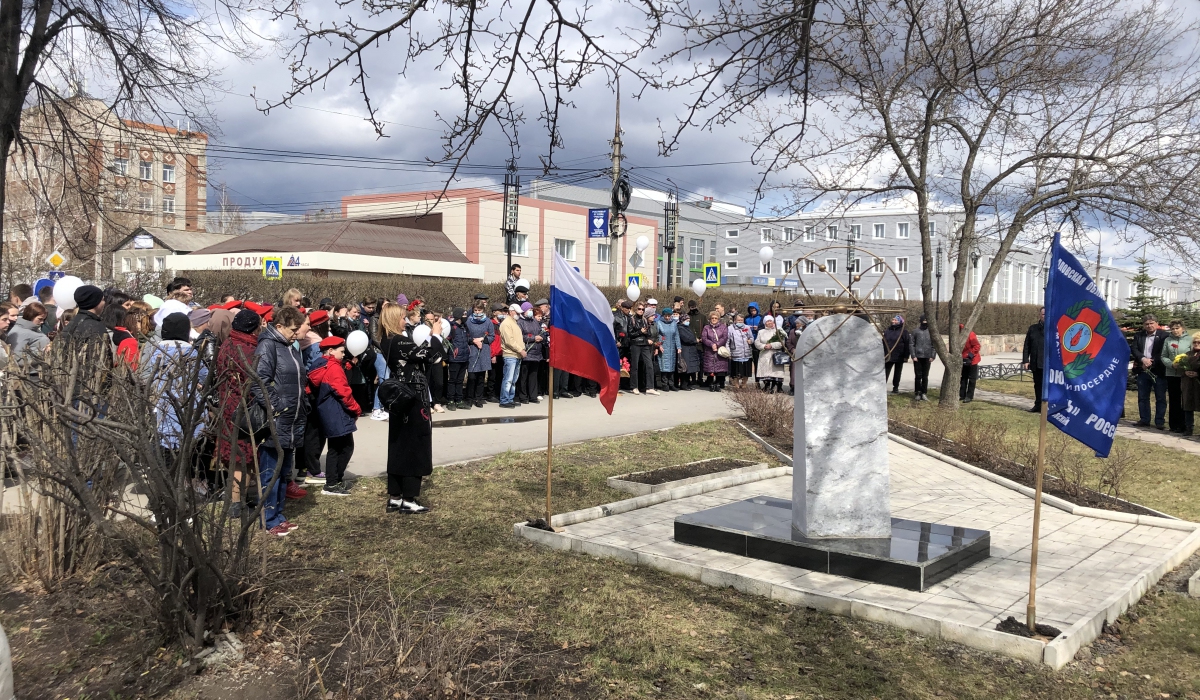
[381,304,433,513]
[445,308,470,410]
[216,310,260,518]
[308,336,361,495]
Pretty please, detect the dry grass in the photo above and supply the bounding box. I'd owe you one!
[724,386,793,438]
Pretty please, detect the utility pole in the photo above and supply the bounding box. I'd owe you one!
[608,75,624,288]
[503,162,520,277]
[664,189,678,288]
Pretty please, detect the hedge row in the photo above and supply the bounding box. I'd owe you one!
[174,271,1047,335]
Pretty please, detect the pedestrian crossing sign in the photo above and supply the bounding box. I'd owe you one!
[626,273,644,288]
[263,257,283,280]
[704,262,721,287]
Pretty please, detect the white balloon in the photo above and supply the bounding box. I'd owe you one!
[411,324,432,347]
[439,320,453,338]
[345,330,369,356]
[692,278,707,297]
[626,283,641,302]
[635,235,650,252]
[759,246,774,263]
[52,276,83,310]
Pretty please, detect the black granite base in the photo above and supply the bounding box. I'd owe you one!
[674,496,990,591]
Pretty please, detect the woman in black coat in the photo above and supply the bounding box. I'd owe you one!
[380,304,433,514]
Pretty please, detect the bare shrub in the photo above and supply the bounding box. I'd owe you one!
[0,335,277,648]
[726,387,793,438]
[1097,441,1142,502]
[950,418,1009,468]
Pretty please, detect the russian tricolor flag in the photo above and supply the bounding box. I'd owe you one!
[550,251,621,413]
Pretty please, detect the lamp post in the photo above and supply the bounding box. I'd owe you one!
[664,191,678,288]
[502,162,520,274]
[935,242,943,322]
[847,238,857,297]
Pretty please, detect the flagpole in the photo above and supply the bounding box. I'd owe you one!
[1027,401,1049,632]
[545,360,555,529]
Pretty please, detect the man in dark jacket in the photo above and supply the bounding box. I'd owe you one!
[882,315,912,394]
[910,315,936,401]
[1130,314,1169,428]
[1022,308,1047,413]
[252,305,311,536]
[60,285,107,341]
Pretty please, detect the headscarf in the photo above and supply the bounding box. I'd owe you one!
[892,314,905,327]
[154,299,190,329]
[209,308,235,344]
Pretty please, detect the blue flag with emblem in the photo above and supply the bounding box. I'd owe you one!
[1042,232,1126,457]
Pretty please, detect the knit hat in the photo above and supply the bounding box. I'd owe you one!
[308,310,329,326]
[520,302,533,312]
[396,294,409,307]
[319,335,345,350]
[232,309,260,334]
[74,285,102,311]
[161,312,191,341]
[188,309,212,327]
[452,306,466,320]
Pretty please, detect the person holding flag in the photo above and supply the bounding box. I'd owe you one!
[1026,232,1128,632]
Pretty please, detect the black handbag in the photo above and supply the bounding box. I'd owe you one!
[235,399,271,441]
[772,351,792,366]
[377,371,427,412]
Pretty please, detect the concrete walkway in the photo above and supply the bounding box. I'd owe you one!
[343,388,740,478]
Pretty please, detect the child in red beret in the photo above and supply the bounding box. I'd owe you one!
[307,336,361,495]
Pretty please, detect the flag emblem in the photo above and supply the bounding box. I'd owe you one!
[1055,301,1110,379]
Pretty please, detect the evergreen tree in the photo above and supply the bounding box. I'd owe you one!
[1121,257,1171,323]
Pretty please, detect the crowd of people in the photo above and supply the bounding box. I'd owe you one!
[0,264,1016,537]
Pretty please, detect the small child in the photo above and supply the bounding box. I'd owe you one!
[308,336,361,495]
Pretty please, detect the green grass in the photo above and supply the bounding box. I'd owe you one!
[976,376,1143,419]
[890,388,1200,521]
[250,419,1200,699]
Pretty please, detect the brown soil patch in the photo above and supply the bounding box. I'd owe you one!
[621,458,755,485]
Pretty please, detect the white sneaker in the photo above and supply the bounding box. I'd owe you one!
[370,409,389,421]
[631,389,641,395]
[433,404,446,413]
[400,499,429,514]
[646,389,660,396]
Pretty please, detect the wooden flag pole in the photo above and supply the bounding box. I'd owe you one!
[545,362,555,529]
[1027,402,1049,632]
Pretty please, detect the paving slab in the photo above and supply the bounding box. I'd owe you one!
[517,439,1200,668]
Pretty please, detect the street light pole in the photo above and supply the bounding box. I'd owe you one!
[664,191,678,288]
[847,237,856,297]
[935,242,943,323]
[503,162,520,275]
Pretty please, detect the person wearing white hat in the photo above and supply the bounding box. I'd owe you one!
[498,304,525,407]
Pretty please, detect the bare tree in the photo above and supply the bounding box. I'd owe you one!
[672,0,1200,406]
[0,0,254,285]
[209,182,247,237]
[260,0,664,179]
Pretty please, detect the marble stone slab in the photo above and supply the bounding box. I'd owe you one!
[793,314,892,537]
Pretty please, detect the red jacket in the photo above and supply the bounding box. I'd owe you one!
[308,356,361,437]
[490,317,503,359]
[962,332,981,365]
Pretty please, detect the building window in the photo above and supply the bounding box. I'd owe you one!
[552,238,574,261]
[784,227,796,242]
[597,243,611,264]
[760,228,773,243]
[928,221,936,236]
[138,195,153,211]
[1016,264,1026,304]
[726,260,739,269]
[849,258,861,273]
[136,257,146,270]
[826,225,838,241]
[112,157,128,176]
[825,258,838,274]
[162,195,175,214]
[762,261,771,274]
[121,257,131,273]
[805,260,817,274]
[154,256,165,271]
[1002,261,1012,303]
[873,223,885,239]
[896,257,909,273]
[709,240,717,262]
[113,192,128,210]
[689,239,705,268]
[139,160,153,180]
[726,229,739,238]
[804,226,816,242]
[895,288,908,300]
[162,163,175,183]
[871,257,884,273]
[873,288,884,300]
[897,222,910,239]
[825,289,838,296]
[783,260,793,274]
[849,224,861,240]
[511,233,529,256]
[726,246,738,255]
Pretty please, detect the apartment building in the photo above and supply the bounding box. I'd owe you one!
[4,96,207,281]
